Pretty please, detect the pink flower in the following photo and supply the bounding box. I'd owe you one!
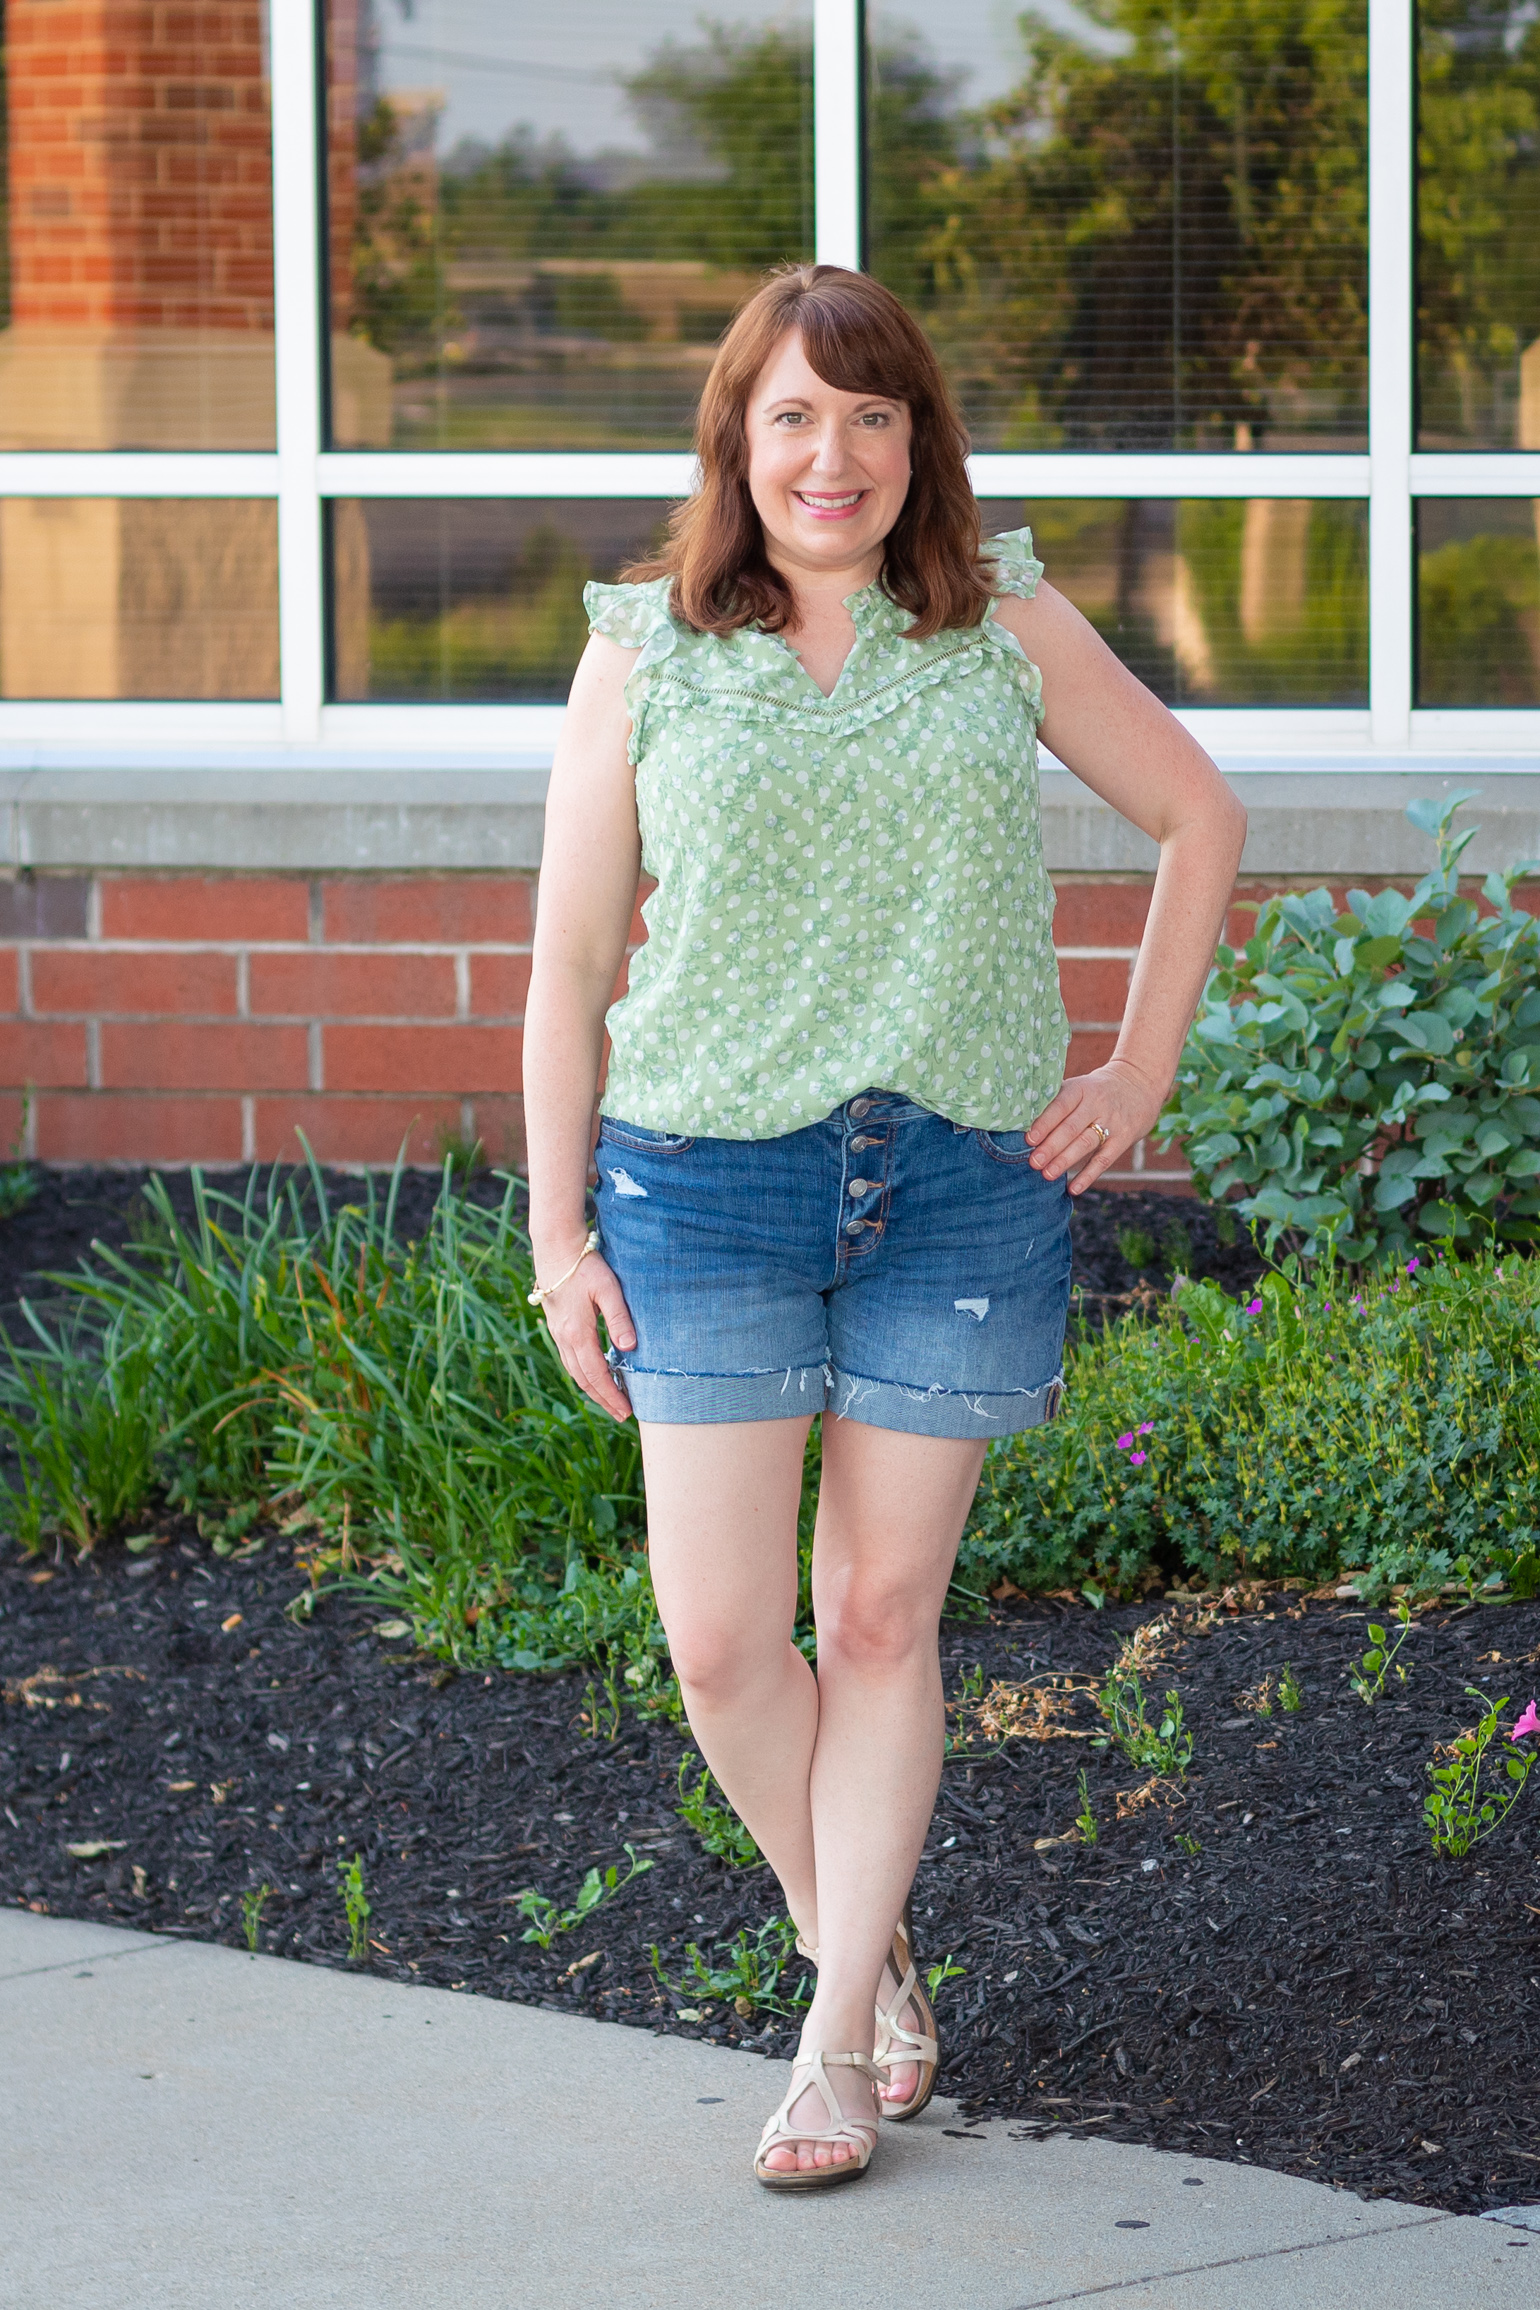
[1406,1257,1420,1276]
[1510,1700,1540,1742]
[1116,1432,1134,1450]
[1246,1297,1263,1314]
[1130,1451,1148,1467]
[1137,1421,1154,1436]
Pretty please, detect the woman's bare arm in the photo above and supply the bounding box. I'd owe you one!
[522,633,644,1416]
[991,582,1248,1191]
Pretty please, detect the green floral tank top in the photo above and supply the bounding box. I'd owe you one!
[583,527,1068,1141]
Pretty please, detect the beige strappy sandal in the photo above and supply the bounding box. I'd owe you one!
[873,1904,939,2123]
[753,2049,883,2191]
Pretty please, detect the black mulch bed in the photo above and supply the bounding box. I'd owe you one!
[5,1536,1538,2216]
[0,1164,1265,1336]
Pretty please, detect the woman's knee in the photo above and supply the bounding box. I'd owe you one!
[665,1612,790,1705]
[815,1566,937,1675]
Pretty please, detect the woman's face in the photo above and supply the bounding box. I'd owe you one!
[744,328,912,583]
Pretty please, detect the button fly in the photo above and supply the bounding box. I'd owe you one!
[844,1219,865,1235]
[848,1179,871,1197]
[849,1097,871,1118]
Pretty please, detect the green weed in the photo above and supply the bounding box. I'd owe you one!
[676,1752,760,1867]
[1425,1690,1538,1857]
[337,1853,371,1962]
[1279,1662,1304,1712]
[1094,1668,1192,1777]
[649,1915,809,2017]
[241,1881,272,1952]
[1350,1598,1414,1705]
[1074,1768,1098,1844]
[515,1844,653,1950]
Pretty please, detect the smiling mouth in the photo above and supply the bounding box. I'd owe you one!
[793,489,867,513]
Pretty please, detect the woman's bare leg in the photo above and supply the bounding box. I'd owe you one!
[640,1418,821,1936]
[803,1421,986,2117]
[642,1413,985,2172]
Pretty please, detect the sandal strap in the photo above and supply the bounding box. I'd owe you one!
[794,1934,818,1963]
[874,1946,940,2071]
[759,2050,882,2152]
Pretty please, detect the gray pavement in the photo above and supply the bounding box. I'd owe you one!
[2,1908,1534,2310]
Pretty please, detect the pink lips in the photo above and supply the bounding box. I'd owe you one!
[793,490,868,523]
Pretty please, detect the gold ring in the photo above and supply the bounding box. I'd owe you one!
[1089,1120,1110,1148]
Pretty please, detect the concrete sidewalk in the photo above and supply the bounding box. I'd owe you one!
[2,1910,1533,2310]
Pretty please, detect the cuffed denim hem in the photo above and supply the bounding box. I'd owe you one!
[826,1367,1065,1439]
[609,1356,831,1425]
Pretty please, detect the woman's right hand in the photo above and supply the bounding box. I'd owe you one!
[536,1246,637,1422]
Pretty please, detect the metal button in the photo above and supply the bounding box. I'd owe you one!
[849,1097,871,1118]
[850,1134,879,1151]
[848,1178,871,1197]
[845,1218,865,1235]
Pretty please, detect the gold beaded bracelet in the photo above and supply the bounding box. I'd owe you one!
[527,1227,600,1309]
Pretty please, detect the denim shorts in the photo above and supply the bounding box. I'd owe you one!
[593,1089,1072,1440]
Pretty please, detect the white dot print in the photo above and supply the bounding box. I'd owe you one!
[585,531,1068,1141]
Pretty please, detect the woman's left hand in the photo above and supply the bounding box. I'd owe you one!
[1027,1056,1167,1193]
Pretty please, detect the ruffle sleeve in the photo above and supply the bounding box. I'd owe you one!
[582,576,681,764]
[981,525,1043,601]
[582,575,676,651]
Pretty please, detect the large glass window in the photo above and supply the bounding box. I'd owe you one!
[986,500,1369,705]
[0,1,1523,746]
[868,0,1368,451]
[0,0,275,449]
[323,0,814,449]
[1416,0,1540,450]
[1417,500,1540,703]
[329,498,671,697]
[0,501,279,696]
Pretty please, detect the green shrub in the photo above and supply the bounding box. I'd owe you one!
[959,1250,1540,1599]
[1160,790,1540,1266]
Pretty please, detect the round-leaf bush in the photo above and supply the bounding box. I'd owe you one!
[1159,789,1540,1266]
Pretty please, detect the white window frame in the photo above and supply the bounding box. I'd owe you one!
[0,0,1532,767]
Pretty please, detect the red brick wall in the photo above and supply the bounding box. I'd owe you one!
[0,873,532,1167]
[0,868,1424,1178]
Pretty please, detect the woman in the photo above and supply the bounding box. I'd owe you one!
[522,264,1246,2190]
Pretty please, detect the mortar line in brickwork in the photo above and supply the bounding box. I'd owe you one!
[85,1020,101,1093]
[307,881,323,943]
[454,953,470,1020]
[15,945,30,1020]
[86,879,102,941]
[236,953,250,1020]
[307,1023,323,1094]
[1053,946,1141,961]
[241,1097,256,1164]
[11,940,533,957]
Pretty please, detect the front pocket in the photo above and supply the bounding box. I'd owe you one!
[974,1128,1036,1166]
[599,1116,696,1154]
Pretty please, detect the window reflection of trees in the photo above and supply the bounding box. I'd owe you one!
[869,0,1369,452]
[1417,1,1540,452]
[329,13,814,449]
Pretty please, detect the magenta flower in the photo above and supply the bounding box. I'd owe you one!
[1246,1297,1263,1314]
[1407,1257,1420,1275]
[1116,1432,1134,1450]
[1510,1700,1540,1742]
[1129,1451,1148,1467]
[1137,1421,1154,1436]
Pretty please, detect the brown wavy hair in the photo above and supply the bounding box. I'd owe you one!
[624,265,996,642]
